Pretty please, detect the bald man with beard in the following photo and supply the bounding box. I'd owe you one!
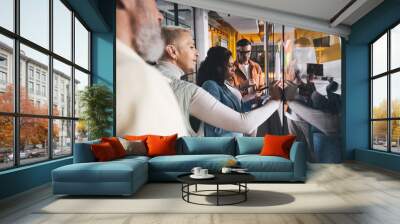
[116,0,188,136]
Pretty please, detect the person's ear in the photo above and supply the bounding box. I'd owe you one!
[165,45,178,60]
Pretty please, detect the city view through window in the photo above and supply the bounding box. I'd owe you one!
[0,0,90,170]
[371,23,400,153]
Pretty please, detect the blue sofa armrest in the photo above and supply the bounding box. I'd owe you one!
[73,140,100,163]
[289,141,307,181]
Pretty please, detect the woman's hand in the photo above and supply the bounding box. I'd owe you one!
[269,80,283,100]
[284,80,299,101]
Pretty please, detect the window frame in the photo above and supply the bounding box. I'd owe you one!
[0,0,92,171]
[369,20,400,154]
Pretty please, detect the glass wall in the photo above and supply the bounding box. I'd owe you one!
[157,0,195,32]
[370,23,400,153]
[0,0,91,170]
[264,24,342,162]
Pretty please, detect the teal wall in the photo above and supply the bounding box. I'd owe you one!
[355,149,400,172]
[0,0,115,200]
[92,33,114,88]
[91,0,115,135]
[345,0,400,171]
[0,158,72,199]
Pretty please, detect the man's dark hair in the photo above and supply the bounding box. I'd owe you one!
[236,39,252,47]
[197,46,232,87]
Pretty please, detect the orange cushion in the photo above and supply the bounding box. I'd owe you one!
[91,142,117,161]
[101,137,127,158]
[259,134,296,159]
[146,134,178,157]
[124,135,151,141]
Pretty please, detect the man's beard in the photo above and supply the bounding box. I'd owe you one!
[134,19,164,63]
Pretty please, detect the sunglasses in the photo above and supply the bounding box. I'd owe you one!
[237,50,251,55]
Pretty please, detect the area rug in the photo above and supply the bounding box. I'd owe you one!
[37,183,362,214]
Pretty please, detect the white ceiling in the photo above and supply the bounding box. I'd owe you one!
[223,0,352,24]
[218,14,259,34]
[166,0,384,37]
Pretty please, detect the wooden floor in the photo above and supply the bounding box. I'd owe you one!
[1,162,400,224]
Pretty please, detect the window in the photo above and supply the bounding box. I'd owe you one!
[28,67,34,80]
[74,18,89,70]
[0,53,8,90]
[0,35,13,113]
[41,85,46,97]
[392,25,400,70]
[53,0,72,60]
[158,1,195,35]
[28,81,34,94]
[370,23,400,154]
[0,71,7,92]
[53,119,72,158]
[0,55,7,67]
[36,83,40,95]
[0,71,6,85]
[54,89,58,105]
[0,0,91,170]
[35,70,41,81]
[0,0,14,32]
[74,69,89,119]
[19,117,48,165]
[0,116,13,170]
[53,59,72,117]
[0,54,8,89]
[20,0,49,49]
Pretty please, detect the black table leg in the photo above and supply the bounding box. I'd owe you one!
[181,183,183,199]
[187,184,190,202]
[245,183,247,201]
[216,184,219,206]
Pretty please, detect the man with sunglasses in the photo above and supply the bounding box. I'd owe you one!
[232,39,265,98]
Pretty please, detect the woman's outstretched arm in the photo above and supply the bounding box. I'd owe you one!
[189,88,281,135]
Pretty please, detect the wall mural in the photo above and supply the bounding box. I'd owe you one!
[116,1,342,163]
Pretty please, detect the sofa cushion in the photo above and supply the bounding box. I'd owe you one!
[260,135,296,159]
[53,158,147,183]
[124,135,149,141]
[91,142,118,161]
[236,155,293,172]
[148,154,235,172]
[119,138,147,156]
[101,137,127,158]
[147,134,178,157]
[236,137,263,155]
[177,137,235,155]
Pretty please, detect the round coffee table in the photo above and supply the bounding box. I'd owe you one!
[177,173,255,206]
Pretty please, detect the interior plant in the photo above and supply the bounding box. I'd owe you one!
[79,84,113,140]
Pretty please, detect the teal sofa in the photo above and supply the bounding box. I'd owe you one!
[52,137,307,196]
